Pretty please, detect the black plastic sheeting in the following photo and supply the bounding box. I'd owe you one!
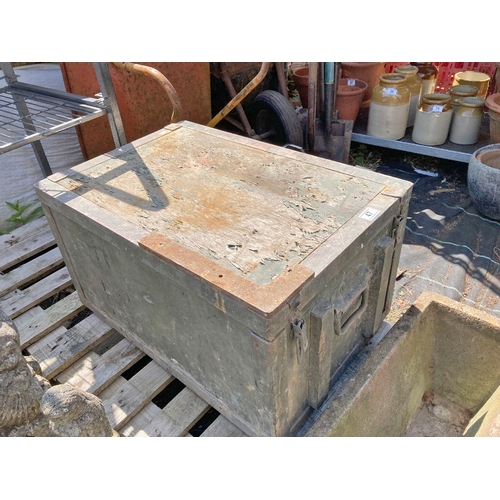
[375,158,500,321]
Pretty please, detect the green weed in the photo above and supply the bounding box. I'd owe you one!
[349,144,382,169]
[0,200,43,234]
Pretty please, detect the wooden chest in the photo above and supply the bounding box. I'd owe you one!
[35,121,412,436]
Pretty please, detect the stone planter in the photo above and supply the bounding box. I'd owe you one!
[303,292,500,437]
[467,144,500,220]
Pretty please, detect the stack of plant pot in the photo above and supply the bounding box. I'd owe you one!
[486,92,500,143]
[291,63,500,146]
[291,62,385,124]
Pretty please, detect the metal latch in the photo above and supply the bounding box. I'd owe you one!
[391,214,405,242]
[292,318,308,363]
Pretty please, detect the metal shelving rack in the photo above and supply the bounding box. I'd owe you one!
[351,113,493,164]
[0,62,127,177]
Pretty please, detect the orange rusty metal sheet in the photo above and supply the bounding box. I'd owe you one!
[138,232,315,318]
[59,62,211,160]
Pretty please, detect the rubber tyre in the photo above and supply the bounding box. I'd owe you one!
[251,90,303,148]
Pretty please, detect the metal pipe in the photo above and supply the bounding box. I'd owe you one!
[112,62,182,123]
[318,63,325,122]
[332,62,340,119]
[325,62,334,135]
[207,63,270,128]
[95,62,128,147]
[217,62,254,136]
[307,62,318,152]
[223,115,274,141]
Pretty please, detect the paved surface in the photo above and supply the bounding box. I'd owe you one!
[373,157,500,323]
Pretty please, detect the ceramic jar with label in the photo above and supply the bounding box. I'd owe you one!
[410,63,439,99]
[448,85,478,110]
[449,97,485,145]
[394,65,422,127]
[367,73,410,140]
[412,93,453,145]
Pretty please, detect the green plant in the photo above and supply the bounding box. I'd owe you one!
[349,143,382,169]
[0,200,43,234]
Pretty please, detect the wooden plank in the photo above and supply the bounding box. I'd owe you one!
[0,225,56,272]
[27,313,114,379]
[134,388,210,437]
[18,291,85,349]
[55,350,101,385]
[0,216,49,248]
[55,338,144,395]
[100,361,174,431]
[308,300,336,409]
[12,305,44,329]
[0,247,63,298]
[99,376,127,397]
[120,402,162,437]
[0,267,72,319]
[200,415,248,437]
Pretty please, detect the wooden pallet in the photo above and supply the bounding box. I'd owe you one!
[0,216,247,437]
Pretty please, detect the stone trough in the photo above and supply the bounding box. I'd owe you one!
[303,291,500,437]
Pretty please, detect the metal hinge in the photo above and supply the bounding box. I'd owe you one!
[291,318,308,363]
[391,213,405,242]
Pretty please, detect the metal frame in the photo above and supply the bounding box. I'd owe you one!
[0,62,127,177]
[351,114,493,164]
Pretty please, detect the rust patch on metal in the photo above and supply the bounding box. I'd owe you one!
[138,232,315,318]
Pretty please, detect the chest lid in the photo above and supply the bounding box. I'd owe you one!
[51,122,397,317]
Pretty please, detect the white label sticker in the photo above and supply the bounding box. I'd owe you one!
[359,207,381,221]
[431,105,444,112]
[382,88,398,96]
[347,78,356,86]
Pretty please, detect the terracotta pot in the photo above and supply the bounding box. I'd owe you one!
[292,67,309,108]
[336,78,367,121]
[494,63,500,94]
[486,93,500,143]
[340,62,385,106]
[468,144,500,220]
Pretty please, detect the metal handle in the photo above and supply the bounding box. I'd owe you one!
[207,63,270,129]
[308,268,372,409]
[112,62,182,123]
[333,279,369,336]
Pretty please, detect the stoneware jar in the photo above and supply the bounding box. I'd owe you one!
[410,63,439,98]
[449,97,484,145]
[468,144,500,220]
[448,85,478,110]
[412,93,453,145]
[367,73,411,140]
[394,65,423,127]
[453,71,491,100]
